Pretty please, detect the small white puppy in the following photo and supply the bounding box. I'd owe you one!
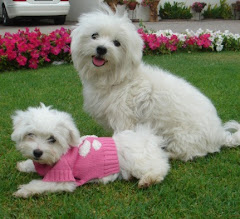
[11,103,169,198]
[71,6,240,161]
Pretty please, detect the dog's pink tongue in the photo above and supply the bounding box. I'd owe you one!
[92,56,105,67]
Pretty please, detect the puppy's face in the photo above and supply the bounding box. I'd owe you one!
[11,104,80,165]
[75,25,123,72]
[71,10,144,84]
[16,131,63,165]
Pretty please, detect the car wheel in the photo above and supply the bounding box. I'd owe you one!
[2,6,11,26]
[54,16,66,25]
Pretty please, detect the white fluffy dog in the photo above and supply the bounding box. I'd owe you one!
[71,6,240,161]
[11,104,169,198]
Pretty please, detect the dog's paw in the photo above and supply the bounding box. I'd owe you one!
[138,175,163,188]
[17,160,35,173]
[13,185,33,198]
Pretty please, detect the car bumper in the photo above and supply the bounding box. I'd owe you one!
[7,2,70,19]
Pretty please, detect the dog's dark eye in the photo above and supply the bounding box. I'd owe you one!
[47,136,56,144]
[27,133,34,137]
[113,40,121,47]
[92,33,99,40]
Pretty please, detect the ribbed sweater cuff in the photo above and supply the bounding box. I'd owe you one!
[100,137,120,175]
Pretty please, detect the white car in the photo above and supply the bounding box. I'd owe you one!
[0,0,70,26]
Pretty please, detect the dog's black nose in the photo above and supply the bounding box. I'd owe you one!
[96,46,107,56]
[33,149,43,158]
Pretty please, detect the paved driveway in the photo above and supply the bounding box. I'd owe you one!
[0,20,76,35]
[141,19,240,34]
[0,19,239,35]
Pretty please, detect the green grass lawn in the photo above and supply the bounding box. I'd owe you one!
[0,52,240,218]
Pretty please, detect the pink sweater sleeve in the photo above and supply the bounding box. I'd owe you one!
[42,157,76,183]
[34,162,52,176]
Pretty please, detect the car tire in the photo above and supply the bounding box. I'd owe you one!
[54,16,66,25]
[2,6,11,26]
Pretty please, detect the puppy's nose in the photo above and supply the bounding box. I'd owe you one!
[96,46,107,56]
[33,149,43,158]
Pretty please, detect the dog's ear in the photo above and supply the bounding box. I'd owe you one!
[67,123,81,146]
[11,110,27,143]
[57,114,81,147]
[129,35,143,67]
[99,2,115,16]
[122,17,144,68]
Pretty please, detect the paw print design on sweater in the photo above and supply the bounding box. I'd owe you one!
[79,138,102,157]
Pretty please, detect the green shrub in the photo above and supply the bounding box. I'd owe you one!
[159,2,192,19]
[203,0,233,19]
[203,4,221,18]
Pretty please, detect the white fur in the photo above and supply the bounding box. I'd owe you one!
[17,159,36,173]
[71,6,240,161]
[11,103,81,165]
[14,180,77,198]
[12,104,170,198]
[113,126,169,188]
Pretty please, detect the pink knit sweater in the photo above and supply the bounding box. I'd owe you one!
[33,137,120,186]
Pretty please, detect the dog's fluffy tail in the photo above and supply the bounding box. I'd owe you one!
[223,120,240,147]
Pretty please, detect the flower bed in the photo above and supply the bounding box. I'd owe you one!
[0,27,71,72]
[1,27,239,71]
[138,27,240,54]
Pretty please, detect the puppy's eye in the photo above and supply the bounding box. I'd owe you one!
[113,40,121,47]
[27,133,34,137]
[91,33,99,40]
[47,136,56,144]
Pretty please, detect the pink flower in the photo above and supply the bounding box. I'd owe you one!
[63,46,70,53]
[185,37,197,46]
[31,50,40,59]
[44,57,51,62]
[199,34,211,48]
[170,34,179,42]
[34,27,41,35]
[7,50,17,60]
[39,51,51,62]
[16,55,27,66]
[64,35,71,44]
[29,58,39,69]
[0,49,5,56]
[148,34,159,50]
[26,43,36,52]
[17,41,28,53]
[168,44,177,51]
[51,46,61,55]
[137,29,144,35]
[41,41,51,52]
[56,38,66,48]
